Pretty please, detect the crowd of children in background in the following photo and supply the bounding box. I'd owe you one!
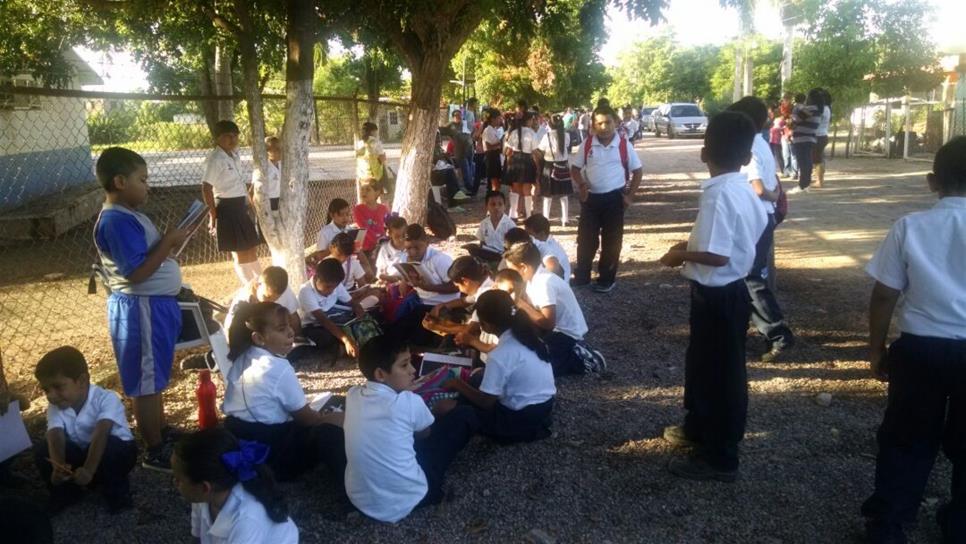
[1,89,962,544]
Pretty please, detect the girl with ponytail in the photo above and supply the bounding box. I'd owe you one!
[172,427,298,542]
[444,290,557,443]
[534,114,574,227]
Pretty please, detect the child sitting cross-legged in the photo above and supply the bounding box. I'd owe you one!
[422,256,494,336]
[344,336,477,522]
[327,232,377,302]
[222,301,346,483]
[443,290,556,443]
[172,427,298,543]
[297,259,364,359]
[33,346,138,514]
[464,190,516,263]
[453,267,528,360]
[225,266,301,341]
[523,214,571,281]
[503,242,606,376]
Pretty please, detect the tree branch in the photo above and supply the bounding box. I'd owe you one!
[199,1,243,36]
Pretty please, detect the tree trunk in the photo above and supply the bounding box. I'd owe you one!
[733,48,744,101]
[198,47,220,136]
[743,53,753,96]
[365,54,380,121]
[781,21,794,93]
[392,58,445,224]
[214,43,234,122]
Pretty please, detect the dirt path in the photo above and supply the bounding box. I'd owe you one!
[8,138,948,543]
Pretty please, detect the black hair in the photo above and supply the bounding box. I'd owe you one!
[451,109,462,119]
[806,88,825,109]
[821,88,832,106]
[510,112,533,149]
[727,96,769,130]
[35,346,88,382]
[475,290,550,362]
[213,120,240,137]
[329,231,355,256]
[175,428,289,524]
[359,178,382,193]
[386,215,407,231]
[503,241,543,269]
[494,268,524,291]
[361,122,378,139]
[447,255,489,283]
[516,98,528,110]
[596,97,611,109]
[523,214,551,237]
[358,335,407,381]
[227,302,290,361]
[467,97,478,106]
[314,258,346,285]
[260,266,288,295]
[404,224,427,242]
[703,111,756,171]
[325,198,350,224]
[794,93,806,104]
[484,190,506,205]
[550,114,566,157]
[95,147,147,192]
[933,136,966,194]
[592,105,618,123]
[504,227,532,248]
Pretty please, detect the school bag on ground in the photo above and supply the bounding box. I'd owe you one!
[426,191,456,239]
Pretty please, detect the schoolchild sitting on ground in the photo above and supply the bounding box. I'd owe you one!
[327,232,376,296]
[93,146,186,471]
[464,190,516,263]
[33,346,138,514]
[222,302,346,483]
[310,199,373,274]
[860,136,966,543]
[224,266,301,338]
[375,215,408,283]
[503,226,567,280]
[172,427,298,543]
[352,178,389,257]
[422,255,494,337]
[443,290,556,443]
[658,111,767,483]
[388,225,460,348]
[343,336,477,523]
[524,214,571,281]
[296,259,364,359]
[454,268,526,359]
[503,242,606,376]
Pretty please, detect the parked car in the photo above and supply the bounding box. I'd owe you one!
[639,106,658,132]
[652,103,708,139]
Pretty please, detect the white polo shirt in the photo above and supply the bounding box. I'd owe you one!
[526,267,588,340]
[46,384,134,446]
[466,278,498,360]
[202,147,248,199]
[742,134,778,215]
[317,222,347,254]
[222,346,306,424]
[866,197,966,339]
[414,247,460,305]
[570,134,642,194]
[534,236,571,282]
[224,283,299,333]
[504,127,537,153]
[252,160,281,200]
[816,106,832,137]
[297,280,353,326]
[191,483,299,544]
[375,240,407,278]
[482,126,504,147]
[480,330,556,411]
[334,256,366,290]
[538,131,571,162]
[682,172,767,287]
[477,214,517,252]
[343,382,434,523]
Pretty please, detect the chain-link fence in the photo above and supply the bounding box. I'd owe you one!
[847,98,953,161]
[0,86,406,390]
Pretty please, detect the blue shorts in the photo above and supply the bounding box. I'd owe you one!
[108,293,181,397]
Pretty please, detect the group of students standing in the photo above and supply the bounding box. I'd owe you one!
[767,88,833,194]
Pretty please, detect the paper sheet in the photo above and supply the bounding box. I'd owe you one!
[0,401,31,463]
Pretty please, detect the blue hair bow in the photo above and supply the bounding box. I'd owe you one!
[220,440,270,482]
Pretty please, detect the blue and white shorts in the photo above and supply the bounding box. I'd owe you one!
[108,293,182,397]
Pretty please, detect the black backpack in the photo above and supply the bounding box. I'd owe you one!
[426,191,456,239]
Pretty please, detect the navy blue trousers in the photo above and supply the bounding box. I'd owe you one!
[34,435,137,505]
[225,416,346,485]
[415,405,479,504]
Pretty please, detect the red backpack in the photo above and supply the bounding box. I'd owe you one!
[583,134,631,182]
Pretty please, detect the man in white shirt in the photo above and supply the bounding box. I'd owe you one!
[659,111,766,483]
[860,137,966,543]
[570,105,644,293]
[728,97,796,362]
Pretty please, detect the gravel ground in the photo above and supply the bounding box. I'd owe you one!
[3,138,950,543]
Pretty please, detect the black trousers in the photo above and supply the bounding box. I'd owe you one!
[683,280,752,471]
[34,436,137,504]
[389,303,443,349]
[861,333,966,540]
[414,405,479,504]
[792,141,815,190]
[477,398,554,444]
[225,417,346,485]
[575,189,625,285]
[545,331,585,377]
[745,215,793,348]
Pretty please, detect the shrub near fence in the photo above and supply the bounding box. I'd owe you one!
[0,86,406,397]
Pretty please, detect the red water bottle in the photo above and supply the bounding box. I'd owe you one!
[197,370,218,429]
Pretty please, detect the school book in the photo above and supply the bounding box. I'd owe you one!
[308,392,344,412]
[418,351,473,377]
[392,262,432,284]
[173,199,209,257]
[0,401,31,463]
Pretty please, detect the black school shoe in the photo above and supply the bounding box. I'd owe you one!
[142,443,173,474]
[667,455,738,483]
[591,281,615,293]
[761,337,796,363]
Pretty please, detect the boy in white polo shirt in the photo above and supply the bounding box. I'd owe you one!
[33,346,138,514]
[344,336,477,522]
[659,111,767,482]
[860,137,966,543]
[297,259,364,359]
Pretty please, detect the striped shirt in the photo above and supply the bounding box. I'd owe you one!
[791,104,819,144]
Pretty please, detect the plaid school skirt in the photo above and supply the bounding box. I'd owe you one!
[503,152,536,184]
[538,160,574,196]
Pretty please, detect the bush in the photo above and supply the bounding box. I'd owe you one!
[87,107,136,145]
[139,122,212,150]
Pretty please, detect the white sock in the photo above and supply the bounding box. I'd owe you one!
[560,197,569,226]
[509,192,520,217]
[232,261,249,284]
[523,196,533,217]
[543,196,552,218]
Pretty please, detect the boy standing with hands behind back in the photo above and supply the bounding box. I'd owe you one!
[93,147,187,472]
[659,111,766,482]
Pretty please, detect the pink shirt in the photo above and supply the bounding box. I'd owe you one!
[353,203,389,251]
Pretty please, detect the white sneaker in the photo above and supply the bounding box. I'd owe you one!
[787,187,808,195]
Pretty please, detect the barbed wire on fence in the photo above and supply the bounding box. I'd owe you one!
[0,86,406,389]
